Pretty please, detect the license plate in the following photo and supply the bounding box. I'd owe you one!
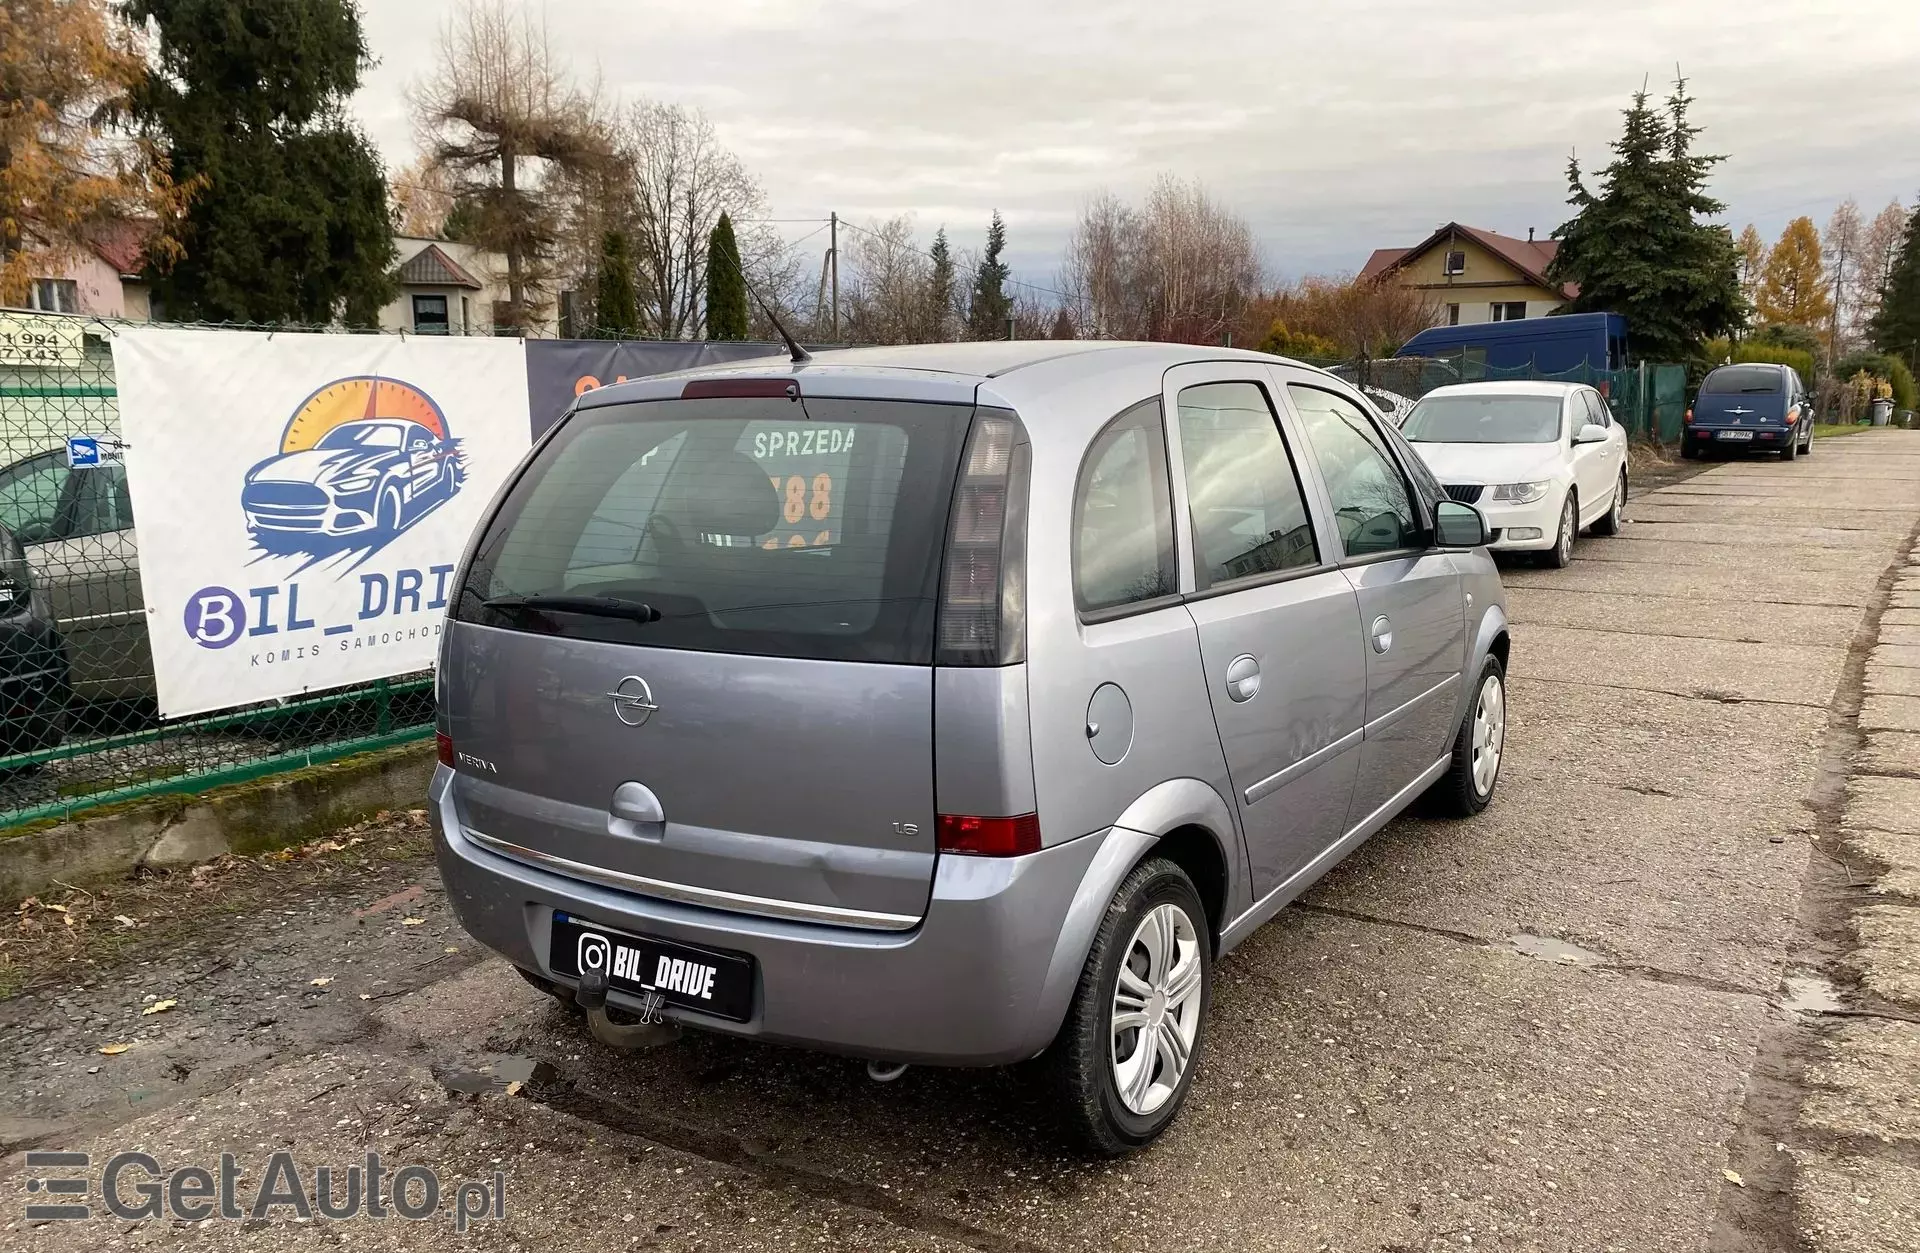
[550,913,755,1022]
[1716,429,1754,441]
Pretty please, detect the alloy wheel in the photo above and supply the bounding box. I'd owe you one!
[1558,499,1575,563]
[1109,902,1203,1116]
[1472,673,1506,797]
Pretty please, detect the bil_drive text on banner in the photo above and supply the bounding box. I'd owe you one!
[111,327,533,719]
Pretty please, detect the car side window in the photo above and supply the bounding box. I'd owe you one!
[1073,399,1176,614]
[1286,385,1419,558]
[1581,392,1610,429]
[1174,381,1318,588]
[0,454,72,543]
[68,464,134,539]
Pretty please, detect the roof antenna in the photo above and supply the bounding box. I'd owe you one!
[750,287,812,365]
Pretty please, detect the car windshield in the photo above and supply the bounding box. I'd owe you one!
[1401,395,1563,444]
[1701,366,1783,395]
[318,422,405,450]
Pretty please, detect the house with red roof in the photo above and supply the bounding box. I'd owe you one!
[14,220,157,320]
[1361,223,1577,327]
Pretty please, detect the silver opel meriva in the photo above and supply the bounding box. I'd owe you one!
[433,341,1511,1154]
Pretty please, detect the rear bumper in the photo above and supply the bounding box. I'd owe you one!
[1685,425,1799,450]
[430,766,1105,1065]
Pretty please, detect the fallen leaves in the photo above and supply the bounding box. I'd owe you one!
[1723,1169,1745,1187]
[310,977,333,987]
[401,917,425,927]
[504,1080,524,1097]
[99,1042,132,1056]
[142,999,177,1016]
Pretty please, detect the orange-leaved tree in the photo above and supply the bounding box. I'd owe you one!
[0,0,190,305]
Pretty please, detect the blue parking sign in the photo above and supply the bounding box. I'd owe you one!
[66,436,102,468]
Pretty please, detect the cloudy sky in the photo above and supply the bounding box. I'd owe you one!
[352,0,1920,286]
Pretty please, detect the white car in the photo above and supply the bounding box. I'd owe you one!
[1400,382,1629,567]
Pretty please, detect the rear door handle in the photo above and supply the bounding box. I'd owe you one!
[1224,654,1261,703]
[1371,616,1394,654]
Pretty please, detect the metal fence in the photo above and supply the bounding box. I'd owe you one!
[1326,355,1691,441]
[0,314,436,831]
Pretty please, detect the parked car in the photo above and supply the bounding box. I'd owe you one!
[1682,363,1813,460]
[0,521,70,757]
[1400,381,1629,568]
[432,342,1514,1153]
[0,450,143,701]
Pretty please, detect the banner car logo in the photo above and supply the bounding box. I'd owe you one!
[241,375,465,564]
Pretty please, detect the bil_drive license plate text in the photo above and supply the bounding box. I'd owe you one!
[550,913,755,1021]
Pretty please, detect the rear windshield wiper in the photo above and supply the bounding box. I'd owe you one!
[482,594,663,624]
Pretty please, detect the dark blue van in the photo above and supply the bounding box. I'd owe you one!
[1397,312,1627,377]
[1683,363,1813,460]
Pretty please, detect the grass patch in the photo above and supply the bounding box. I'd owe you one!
[1813,422,1874,438]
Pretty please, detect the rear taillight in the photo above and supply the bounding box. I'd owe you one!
[1683,408,1693,424]
[937,412,1028,665]
[936,813,1041,856]
[436,732,454,767]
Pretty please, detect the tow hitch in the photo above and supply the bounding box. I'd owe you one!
[573,966,681,1050]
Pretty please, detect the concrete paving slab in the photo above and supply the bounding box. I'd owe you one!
[1794,1155,1920,1253]
[1594,520,1901,551]
[1863,695,1920,733]
[1880,609,1920,627]
[1846,775,1920,835]
[1840,827,1920,900]
[1876,625,1920,647]
[1509,621,1844,707]
[1650,485,1918,508]
[1500,557,1875,607]
[1626,504,1910,534]
[1800,1018,1920,1148]
[1856,731,1920,777]
[1501,587,1860,646]
[485,913,1772,1253]
[1850,905,1920,1010]
[1862,663,1920,698]
[1575,535,1889,575]
[4,1044,964,1253]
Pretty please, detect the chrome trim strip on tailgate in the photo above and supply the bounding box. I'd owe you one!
[459,826,924,932]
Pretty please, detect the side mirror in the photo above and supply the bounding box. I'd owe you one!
[1434,500,1488,549]
[1574,423,1609,445]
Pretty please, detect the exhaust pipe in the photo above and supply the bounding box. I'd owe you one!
[866,1061,909,1083]
[573,967,680,1050]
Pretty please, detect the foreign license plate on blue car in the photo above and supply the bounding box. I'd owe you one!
[550,913,755,1022]
[1716,429,1754,441]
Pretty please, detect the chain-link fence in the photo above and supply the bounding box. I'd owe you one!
[0,313,437,830]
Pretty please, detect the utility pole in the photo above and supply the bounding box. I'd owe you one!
[829,212,839,342]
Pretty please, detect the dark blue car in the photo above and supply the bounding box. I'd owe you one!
[1682,364,1813,461]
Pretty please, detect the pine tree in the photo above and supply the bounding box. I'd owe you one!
[127,0,395,325]
[927,227,954,340]
[1545,78,1742,362]
[704,212,747,340]
[593,230,638,337]
[1873,199,1920,372]
[967,211,1012,340]
[1758,216,1832,330]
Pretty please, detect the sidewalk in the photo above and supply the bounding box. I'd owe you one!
[1794,545,1920,1250]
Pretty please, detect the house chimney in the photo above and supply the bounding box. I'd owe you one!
[1528,227,1536,242]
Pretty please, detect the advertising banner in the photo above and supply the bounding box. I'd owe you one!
[524,339,783,438]
[113,328,532,718]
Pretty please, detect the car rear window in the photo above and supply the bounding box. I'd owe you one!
[1701,366,1783,395]
[455,395,971,663]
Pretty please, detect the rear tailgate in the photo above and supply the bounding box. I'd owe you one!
[441,389,973,928]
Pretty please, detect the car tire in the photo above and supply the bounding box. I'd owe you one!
[1542,492,1576,568]
[1591,472,1626,536]
[1780,433,1797,461]
[1427,652,1508,818]
[1802,428,1814,455]
[1049,857,1211,1157]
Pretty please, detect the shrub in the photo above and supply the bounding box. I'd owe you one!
[1731,340,1815,390]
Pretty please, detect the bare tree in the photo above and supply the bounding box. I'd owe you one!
[1263,274,1442,384]
[389,156,457,238]
[840,216,931,345]
[1823,198,1863,357]
[1060,177,1261,344]
[617,100,770,340]
[1858,199,1909,331]
[411,0,610,332]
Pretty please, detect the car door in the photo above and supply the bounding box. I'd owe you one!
[1574,390,1620,515]
[1165,367,1367,898]
[1280,375,1465,825]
